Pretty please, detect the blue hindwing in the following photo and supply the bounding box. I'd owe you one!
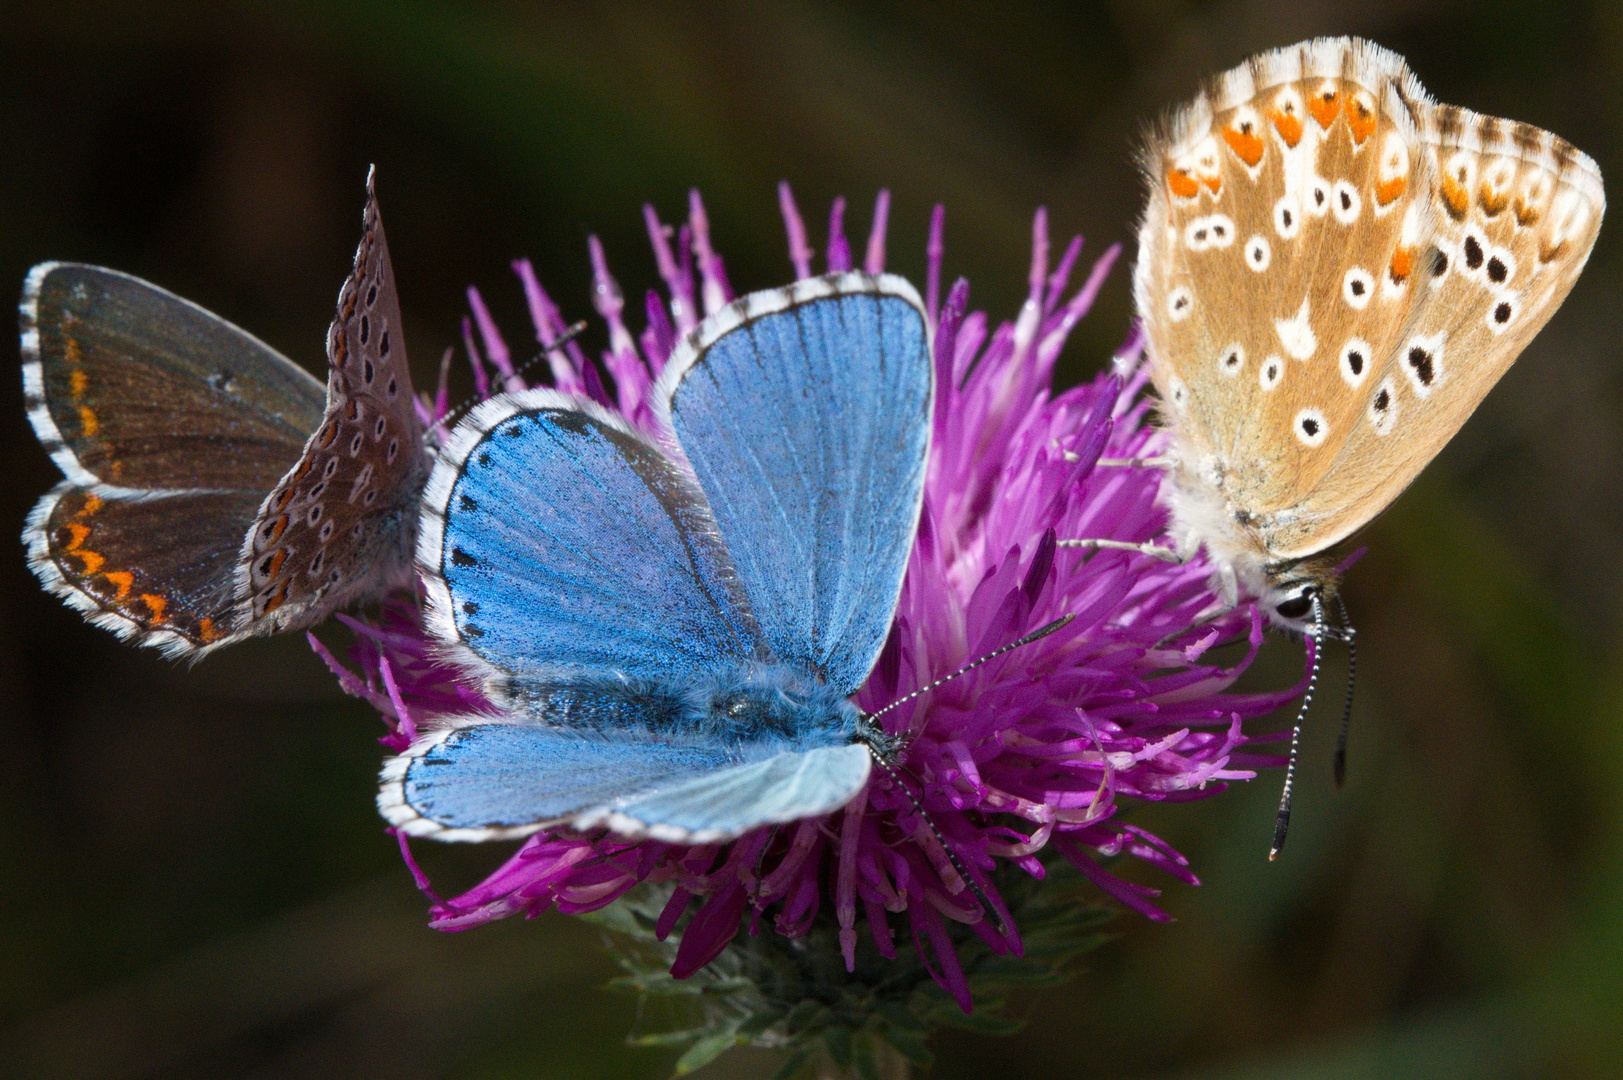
[657,273,931,695]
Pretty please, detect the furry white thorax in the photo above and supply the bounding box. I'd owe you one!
[1160,453,1321,632]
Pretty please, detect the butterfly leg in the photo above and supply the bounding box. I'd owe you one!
[1055,537,1183,562]
[1088,454,1175,468]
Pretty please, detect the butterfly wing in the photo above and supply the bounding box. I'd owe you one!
[654,273,932,695]
[20,262,327,654]
[1138,38,1602,562]
[239,171,432,633]
[1272,97,1604,557]
[380,710,870,843]
[417,391,761,689]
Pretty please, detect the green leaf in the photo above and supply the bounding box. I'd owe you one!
[675,1030,740,1074]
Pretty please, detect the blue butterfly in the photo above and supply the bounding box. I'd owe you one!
[378,273,932,844]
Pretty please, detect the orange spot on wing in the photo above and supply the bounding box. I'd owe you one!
[1269,109,1303,147]
[263,583,288,614]
[1201,174,1221,194]
[1309,91,1340,129]
[1388,246,1414,283]
[59,522,91,550]
[319,424,338,448]
[274,486,296,513]
[1514,196,1542,227]
[270,514,290,542]
[267,549,288,579]
[1346,98,1377,144]
[69,369,88,397]
[1375,176,1407,206]
[1440,175,1470,219]
[138,593,168,623]
[1166,168,1199,199]
[73,549,105,575]
[198,617,221,643]
[102,570,133,600]
[1222,126,1264,167]
[1479,183,1510,216]
[108,459,124,480]
[77,405,100,437]
[78,493,102,517]
[64,337,82,364]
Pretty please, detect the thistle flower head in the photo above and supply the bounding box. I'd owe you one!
[313,186,1299,1018]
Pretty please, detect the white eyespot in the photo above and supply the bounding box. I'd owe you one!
[1168,377,1189,411]
[1305,176,1332,217]
[1401,332,1445,398]
[1274,296,1316,361]
[1340,337,1373,387]
[1167,286,1194,322]
[1342,267,1374,310]
[1205,214,1235,248]
[1273,195,1301,239]
[1486,292,1520,335]
[1184,219,1212,252]
[1331,180,1362,224]
[1245,235,1271,272]
[1260,355,1284,391]
[1368,377,1398,435]
[1217,343,1245,377]
[1294,408,1329,447]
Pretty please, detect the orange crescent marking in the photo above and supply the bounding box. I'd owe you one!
[75,549,105,575]
[78,493,103,516]
[1346,100,1377,144]
[270,514,290,542]
[263,583,288,614]
[1479,183,1510,216]
[1166,168,1200,199]
[138,593,168,623]
[1222,127,1264,167]
[1201,174,1222,194]
[1388,246,1414,283]
[267,549,288,579]
[64,337,82,364]
[69,369,88,397]
[77,405,100,437]
[102,570,133,600]
[1269,110,1303,148]
[1375,176,1407,206]
[1309,92,1340,129]
[60,522,90,550]
[198,617,221,643]
[1439,175,1470,219]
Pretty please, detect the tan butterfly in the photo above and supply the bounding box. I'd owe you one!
[1068,37,1603,629]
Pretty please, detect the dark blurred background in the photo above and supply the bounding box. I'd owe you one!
[2,2,1621,1078]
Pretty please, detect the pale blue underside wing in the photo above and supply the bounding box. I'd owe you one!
[382,721,870,843]
[659,274,932,694]
[421,393,760,683]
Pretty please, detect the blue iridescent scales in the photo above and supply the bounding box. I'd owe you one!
[378,272,933,844]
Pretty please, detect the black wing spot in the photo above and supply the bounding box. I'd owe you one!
[1374,388,1391,411]
[462,601,480,615]
[1494,301,1513,324]
[459,494,478,511]
[1487,257,1508,283]
[477,452,491,467]
[1348,350,1364,375]
[366,283,378,307]
[1301,417,1320,436]
[1431,250,1449,276]
[379,330,390,357]
[1462,235,1485,270]
[451,547,478,567]
[359,314,371,345]
[1407,346,1435,385]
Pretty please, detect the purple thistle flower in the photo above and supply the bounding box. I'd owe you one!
[311,186,1303,1012]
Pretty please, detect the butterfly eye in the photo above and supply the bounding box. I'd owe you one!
[1273,592,1315,621]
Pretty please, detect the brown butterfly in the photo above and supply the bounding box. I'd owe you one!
[1060,38,1603,851]
[22,170,430,657]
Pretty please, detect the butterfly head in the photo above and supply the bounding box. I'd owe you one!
[1262,558,1339,632]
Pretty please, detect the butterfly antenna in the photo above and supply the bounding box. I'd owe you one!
[422,320,589,441]
[866,614,1075,724]
[1332,594,1357,789]
[1269,593,1324,861]
[862,745,1010,938]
